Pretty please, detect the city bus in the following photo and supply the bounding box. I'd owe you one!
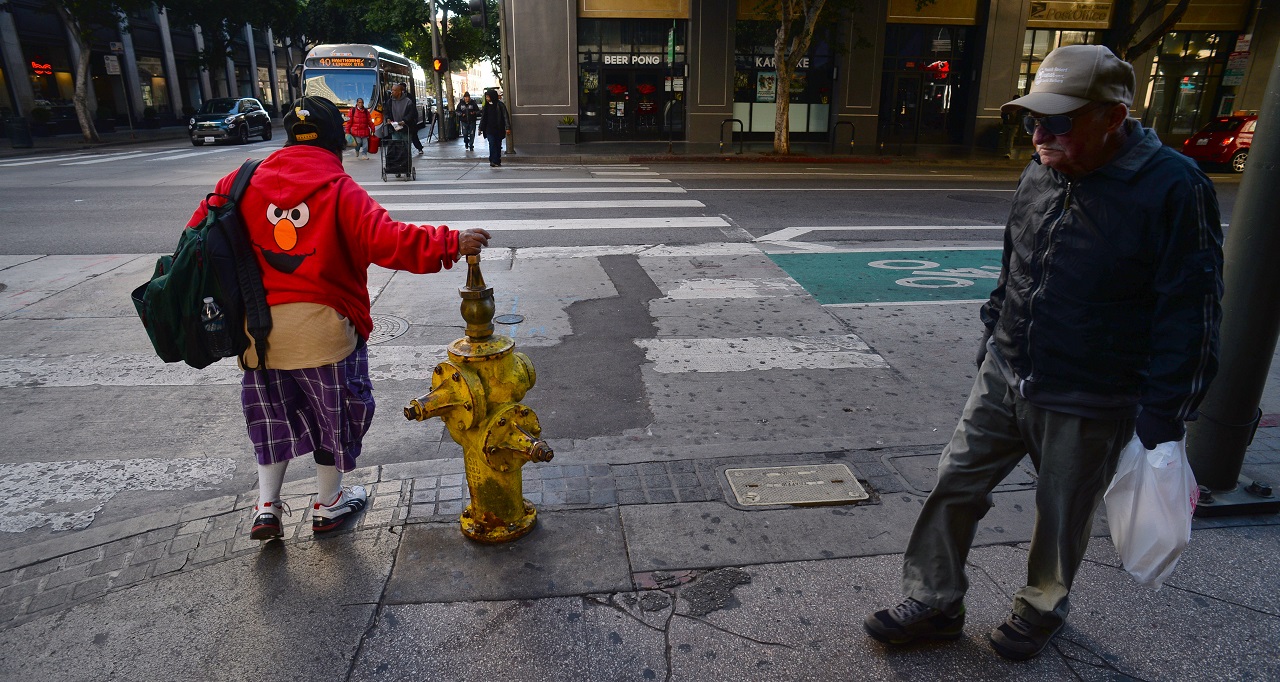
[301,44,429,130]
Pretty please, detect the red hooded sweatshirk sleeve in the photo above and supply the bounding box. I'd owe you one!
[186,145,459,339]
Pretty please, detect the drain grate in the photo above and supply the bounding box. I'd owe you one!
[725,464,869,507]
[368,315,410,345]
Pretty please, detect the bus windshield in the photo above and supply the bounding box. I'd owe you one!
[303,69,377,107]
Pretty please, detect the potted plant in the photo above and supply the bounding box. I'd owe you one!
[557,115,577,145]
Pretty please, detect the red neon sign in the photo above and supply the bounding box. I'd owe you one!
[31,61,53,76]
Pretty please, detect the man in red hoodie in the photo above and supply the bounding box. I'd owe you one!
[187,96,490,540]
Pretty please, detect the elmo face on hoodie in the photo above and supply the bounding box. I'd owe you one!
[262,201,315,274]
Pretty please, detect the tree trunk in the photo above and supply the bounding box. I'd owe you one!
[52,3,100,143]
[772,24,792,154]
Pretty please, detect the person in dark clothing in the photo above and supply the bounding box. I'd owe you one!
[477,90,508,167]
[385,83,423,155]
[456,92,481,151]
[863,45,1223,661]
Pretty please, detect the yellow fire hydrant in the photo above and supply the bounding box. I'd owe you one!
[404,254,553,543]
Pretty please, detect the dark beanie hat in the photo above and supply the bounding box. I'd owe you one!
[284,96,345,153]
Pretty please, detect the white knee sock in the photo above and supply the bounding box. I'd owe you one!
[257,461,289,508]
[316,465,343,507]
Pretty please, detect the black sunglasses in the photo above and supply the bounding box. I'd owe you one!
[1021,104,1104,136]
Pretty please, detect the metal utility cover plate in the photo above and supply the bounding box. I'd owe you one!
[368,314,409,345]
[725,464,868,507]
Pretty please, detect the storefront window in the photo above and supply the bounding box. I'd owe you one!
[137,56,170,115]
[1144,31,1230,141]
[1018,30,1097,94]
[878,24,972,146]
[731,21,834,135]
[578,19,687,141]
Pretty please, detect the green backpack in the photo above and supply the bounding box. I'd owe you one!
[131,159,272,370]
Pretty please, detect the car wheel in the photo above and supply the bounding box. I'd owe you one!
[238,125,249,145]
[192,138,204,146]
[1230,150,1247,173]
[262,123,272,141]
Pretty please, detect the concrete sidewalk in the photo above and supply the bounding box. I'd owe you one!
[0,432,1276,680]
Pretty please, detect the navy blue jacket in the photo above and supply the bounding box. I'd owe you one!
[981,121,1223,423]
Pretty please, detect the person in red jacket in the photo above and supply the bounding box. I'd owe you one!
[348,97,373,160]
[187,96,490,541]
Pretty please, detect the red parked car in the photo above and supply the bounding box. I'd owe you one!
[1181,114,1257,173]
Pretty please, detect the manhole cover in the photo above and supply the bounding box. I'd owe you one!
[725,464,868,506]
[368,315,409,345]
[494,314,524,325]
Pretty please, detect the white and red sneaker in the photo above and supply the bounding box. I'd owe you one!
[312,486,368,533]
[249,500,291,540]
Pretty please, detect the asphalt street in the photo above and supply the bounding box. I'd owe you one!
[0,139,1257,553]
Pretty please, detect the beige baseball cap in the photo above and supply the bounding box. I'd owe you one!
[1002,45,1135,115]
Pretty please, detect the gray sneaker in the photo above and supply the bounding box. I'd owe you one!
[989,612,1062,660]
[864,598,965,645]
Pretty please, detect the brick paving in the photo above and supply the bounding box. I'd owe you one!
[2,436,1276,631]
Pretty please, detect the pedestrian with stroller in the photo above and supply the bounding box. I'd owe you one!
[863,45,1223,661]
[184,96,491,541]
[477,89,508,167]
[385,83,423,156]
[348,98,372,160]
[456,92,480,151]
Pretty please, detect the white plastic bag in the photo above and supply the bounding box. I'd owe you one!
[1103,434,1198,590]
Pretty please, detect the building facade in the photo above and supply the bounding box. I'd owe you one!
[0,1,302,131]
[502,0,1279,152]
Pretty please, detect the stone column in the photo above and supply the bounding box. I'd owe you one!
[503,0,576,143]
[193,25,212,101]
[832,0,888,152]
[1,5,37,114]
[687,0,736,145]
[971,0,1030,152]
[243,24,259,100]
[118,12,145,118]
[157,7,185,116]
[266,28,280,112]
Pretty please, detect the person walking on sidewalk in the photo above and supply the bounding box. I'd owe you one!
[348,98,373,160]
[456,92,480,151]
[477,89,508,167]
[385,83,423,156]
[863,45,1223,661]
[185,96,490,541]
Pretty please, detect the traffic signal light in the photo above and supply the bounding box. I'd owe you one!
[468,0,489,30]
[432,57,448,74]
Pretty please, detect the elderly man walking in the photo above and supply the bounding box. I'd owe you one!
[864,45,1223,660]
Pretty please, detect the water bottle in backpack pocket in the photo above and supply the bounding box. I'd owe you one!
[200,296,234,358]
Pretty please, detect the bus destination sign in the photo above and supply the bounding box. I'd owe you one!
[307,57,375,68]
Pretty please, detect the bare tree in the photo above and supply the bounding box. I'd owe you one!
[1106,0,1192,61]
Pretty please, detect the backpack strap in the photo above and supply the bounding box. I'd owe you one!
[222,159,273,371]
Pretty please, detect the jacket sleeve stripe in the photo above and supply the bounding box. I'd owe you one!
[1176,294,1217,421]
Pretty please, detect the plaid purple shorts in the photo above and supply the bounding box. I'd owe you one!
[240,346,374,473]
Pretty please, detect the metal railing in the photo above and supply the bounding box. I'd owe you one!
[719,118,744,154]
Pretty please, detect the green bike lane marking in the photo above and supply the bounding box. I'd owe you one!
[767,247,1003,306]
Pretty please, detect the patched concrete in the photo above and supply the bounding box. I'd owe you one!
[0,529,399,682]
[385,508,631,603]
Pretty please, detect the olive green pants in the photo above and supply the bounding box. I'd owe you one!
[902,356,1134,628]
